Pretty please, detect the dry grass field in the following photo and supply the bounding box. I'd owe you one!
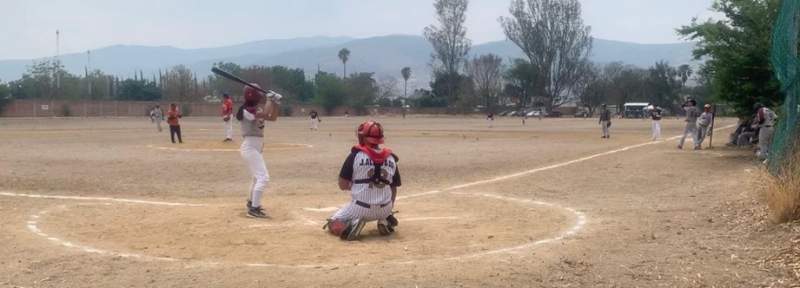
[0,115,797,287]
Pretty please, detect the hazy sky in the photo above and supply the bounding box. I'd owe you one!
[1,0,718,60]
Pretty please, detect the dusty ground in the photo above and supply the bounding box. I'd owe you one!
[0,115,796,287]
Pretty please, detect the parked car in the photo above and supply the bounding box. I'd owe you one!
[547,111,563,118]
[574,110,589,118]
[525,109,547,117]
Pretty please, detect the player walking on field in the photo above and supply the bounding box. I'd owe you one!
[648,104,663,141]
[599,104,612,139]
[221,93,234,142]
[237,84,281,218]
[166,103,183,144]
[695,104,714,149]
[324,121,401,241]
[150,105,164,133]
[678,99,700,150]
[310,110,321,131]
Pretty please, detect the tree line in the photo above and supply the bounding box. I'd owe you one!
[1,0,780,117]
[414,0,711,114]
[0,59,402,115]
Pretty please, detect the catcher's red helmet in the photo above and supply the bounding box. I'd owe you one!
[243,84,264,103]
[357,121,385,145]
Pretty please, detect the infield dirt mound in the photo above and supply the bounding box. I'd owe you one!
[36,193,572,266]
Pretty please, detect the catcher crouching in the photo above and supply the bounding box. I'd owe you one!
[324,121,401,241]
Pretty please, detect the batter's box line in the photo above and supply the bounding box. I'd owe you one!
[0,191,206,207]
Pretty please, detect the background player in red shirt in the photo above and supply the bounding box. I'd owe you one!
[166,103,183,144]
[221,93,234,142]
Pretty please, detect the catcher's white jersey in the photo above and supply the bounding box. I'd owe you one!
[339,148,401,205]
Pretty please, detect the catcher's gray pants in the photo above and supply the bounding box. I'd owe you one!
[679,122,698,148]
[758,126,775,159]
[332,201,393,224]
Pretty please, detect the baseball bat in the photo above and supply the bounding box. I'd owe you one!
[211,67,275,96]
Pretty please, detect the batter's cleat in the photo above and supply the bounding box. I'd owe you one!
[247,206,269,219]
[246,200,252,209]
[341,218,366,241]
[377,222,395,236]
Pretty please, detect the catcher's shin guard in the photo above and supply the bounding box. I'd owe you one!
[377,222,395,236]
[387,214,399,227]
[342,218,366,241]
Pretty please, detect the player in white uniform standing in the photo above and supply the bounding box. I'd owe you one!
[754,103,777,160]
[324,121,401,240]
[310,110,321,131]
[648,104,663,141]
[236,84,281,218]
[221,93,234,142]
[150,105,164,133]
[678,99,700,150]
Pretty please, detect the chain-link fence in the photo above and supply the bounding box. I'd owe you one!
[769,0,800,174]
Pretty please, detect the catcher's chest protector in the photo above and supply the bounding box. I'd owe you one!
[353,145,396,188]
[353,145,394,186]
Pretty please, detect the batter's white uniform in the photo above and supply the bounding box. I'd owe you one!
[241,109,270,207]
[332,147,401,223]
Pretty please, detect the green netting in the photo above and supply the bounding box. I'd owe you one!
[769,0,800,174]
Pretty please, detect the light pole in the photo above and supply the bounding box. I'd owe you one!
[86,50,91,117]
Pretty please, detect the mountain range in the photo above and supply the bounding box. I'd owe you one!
[0,35,697,90]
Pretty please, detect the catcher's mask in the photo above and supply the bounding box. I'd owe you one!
[357,121,385,146]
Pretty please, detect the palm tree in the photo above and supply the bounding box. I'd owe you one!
[338,48,351,78]
[401,67,412,98]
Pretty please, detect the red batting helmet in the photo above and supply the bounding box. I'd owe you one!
[357,121,385,146]
[243,84,264,103]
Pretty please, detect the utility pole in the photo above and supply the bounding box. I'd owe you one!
[54,30,60,117]
[86,50,91,117]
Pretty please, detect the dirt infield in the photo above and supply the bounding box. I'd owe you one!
[0,116,797,287]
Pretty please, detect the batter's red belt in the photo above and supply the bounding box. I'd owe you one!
[355,201,390,209]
